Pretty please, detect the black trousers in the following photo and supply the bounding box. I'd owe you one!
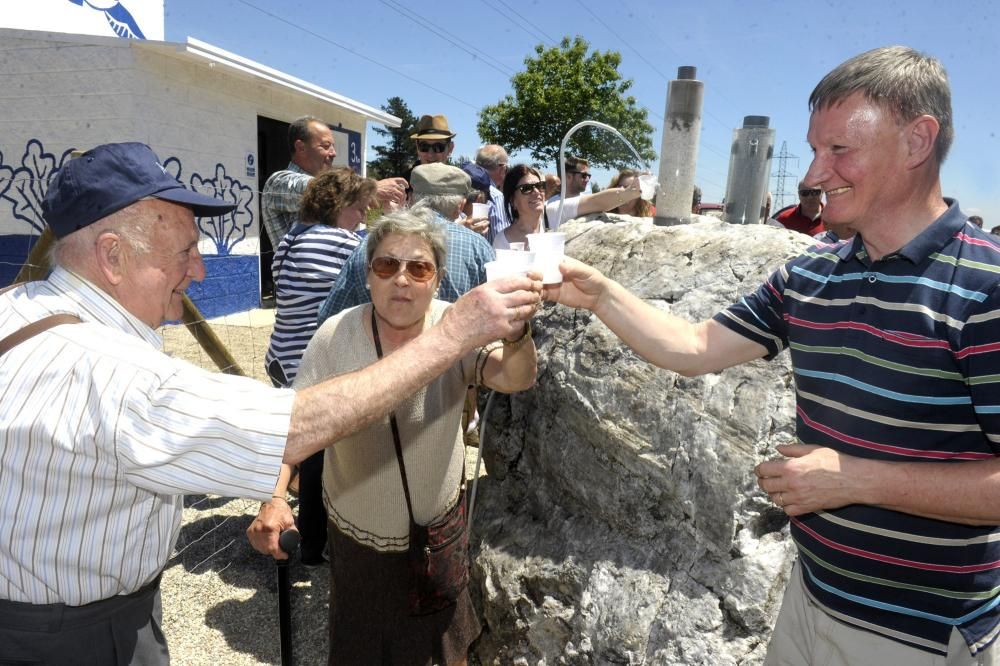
[298,449,329,557]
[0,576,168,665]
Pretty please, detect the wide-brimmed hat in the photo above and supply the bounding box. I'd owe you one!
[410,114,456,141]
[43,142,235,238]
[410,163,471,197]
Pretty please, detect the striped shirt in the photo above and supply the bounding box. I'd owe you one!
[0,268,292,605]
[265,222,360,386]
[316,214,495,327]
[486,184,510,244]
[261,162,312,249]
[715,200,1000,655]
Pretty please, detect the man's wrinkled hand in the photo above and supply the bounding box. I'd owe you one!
[246,498,296,560]
[444,273,543,348]
[755,444,864,516]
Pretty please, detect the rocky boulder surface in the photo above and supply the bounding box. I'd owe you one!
[470,215,815,665]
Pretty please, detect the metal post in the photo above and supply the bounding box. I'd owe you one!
[722,116,775,225]
[654,66,703,226]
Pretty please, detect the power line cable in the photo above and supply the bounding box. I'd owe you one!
[233,0,478,110]
[493,0,559,46]
[575,0,672,83]
[378,0,515,79]
[479,0,556,47]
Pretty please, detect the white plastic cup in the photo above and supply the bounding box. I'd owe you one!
[638,174,657,201]
[485,260,529,282]
[526,232,566,284]
[471,202,489,218]
[495,249,536,265]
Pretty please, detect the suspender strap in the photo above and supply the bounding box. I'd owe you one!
[0,314,82,357]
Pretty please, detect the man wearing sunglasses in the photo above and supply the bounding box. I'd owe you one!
[549,155,592,203]
[411,114,456,166]
[772,180,824,236]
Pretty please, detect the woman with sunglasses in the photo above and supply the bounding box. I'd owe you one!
[495,164,643,249]
[283,207,536,664]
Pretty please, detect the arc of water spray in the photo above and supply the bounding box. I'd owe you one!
[555,121,649,229]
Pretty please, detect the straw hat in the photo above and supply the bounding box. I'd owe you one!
[410,114,456,140]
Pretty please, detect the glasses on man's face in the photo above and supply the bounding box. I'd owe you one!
[568,170,591,181]
[369,256,437,282]
[417,141,448,154]
[516,181,546,195]
[799,189,822,197]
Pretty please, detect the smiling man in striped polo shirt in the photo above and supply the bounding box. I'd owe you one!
[548,46,1000,664]
[0,142,542,664]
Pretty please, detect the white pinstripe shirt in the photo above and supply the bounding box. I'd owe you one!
[0,268,292,605]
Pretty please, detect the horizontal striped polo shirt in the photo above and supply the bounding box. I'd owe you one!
[265,222,360,385]
[715,200,1000,655]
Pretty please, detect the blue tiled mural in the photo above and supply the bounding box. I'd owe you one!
[1,139,260,318]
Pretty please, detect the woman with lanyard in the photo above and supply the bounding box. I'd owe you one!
[254,207,537,664]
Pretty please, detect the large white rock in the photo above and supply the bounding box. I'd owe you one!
[471,215,815,665]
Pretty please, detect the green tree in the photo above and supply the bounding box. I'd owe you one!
[368,96,419,179]
[478,36,655,171]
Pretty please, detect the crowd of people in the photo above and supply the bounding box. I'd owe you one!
[2,44,999,666]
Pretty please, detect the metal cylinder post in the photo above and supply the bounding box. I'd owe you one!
[654,66,703,226]
[722,115,775,225]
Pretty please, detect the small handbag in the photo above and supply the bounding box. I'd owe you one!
[371,308,471,616]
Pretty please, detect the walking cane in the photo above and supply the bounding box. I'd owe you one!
[277,529,300,666]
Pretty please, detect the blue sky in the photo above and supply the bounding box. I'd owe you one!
[166,0,998,223]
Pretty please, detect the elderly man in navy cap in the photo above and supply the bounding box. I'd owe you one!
[0,142,541,664]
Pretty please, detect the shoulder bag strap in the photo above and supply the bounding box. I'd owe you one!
[0,314,82,357]
[371,306,418,525]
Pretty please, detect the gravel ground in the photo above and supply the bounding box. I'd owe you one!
[160,318,330,666]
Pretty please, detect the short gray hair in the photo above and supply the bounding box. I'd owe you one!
[50,201,152,269]
[365,207,447,276]
[475,144,508,169]
[809,45,953,164]
[411,193,465,220]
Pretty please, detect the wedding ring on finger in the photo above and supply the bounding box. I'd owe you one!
[777,492,784,507]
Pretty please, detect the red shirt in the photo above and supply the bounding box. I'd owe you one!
[774,204,823,236]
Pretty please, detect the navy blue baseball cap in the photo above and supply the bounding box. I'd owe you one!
[461,162,492,199]
[42,142,236,238]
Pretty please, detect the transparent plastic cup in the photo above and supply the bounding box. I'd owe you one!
[508,242,526,251]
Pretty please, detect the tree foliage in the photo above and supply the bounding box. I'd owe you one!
[368,96,419,179]
[478,36,656,171]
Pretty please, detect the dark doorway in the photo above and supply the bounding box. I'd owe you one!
[257,115,291,306]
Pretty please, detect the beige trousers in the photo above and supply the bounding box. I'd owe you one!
[765,564,998,666]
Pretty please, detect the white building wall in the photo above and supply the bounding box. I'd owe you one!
[5,0,164,40]
[0,29,377,317]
